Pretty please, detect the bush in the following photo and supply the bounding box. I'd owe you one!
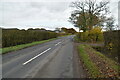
[76,27,103,42]
[103,30,120,61]
[88,27,103,42]
[2,29,58,48]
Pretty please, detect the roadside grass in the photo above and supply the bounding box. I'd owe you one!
[0,38,57,54]
[78,44,101,78]
[78,44,120,78]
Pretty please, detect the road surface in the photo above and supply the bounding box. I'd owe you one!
[2,35,86,78]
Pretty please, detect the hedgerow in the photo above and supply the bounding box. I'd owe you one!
[2,29,58,47]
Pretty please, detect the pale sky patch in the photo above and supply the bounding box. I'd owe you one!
[0,0,119,31]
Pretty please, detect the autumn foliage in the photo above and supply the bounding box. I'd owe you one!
[76,27,103,42]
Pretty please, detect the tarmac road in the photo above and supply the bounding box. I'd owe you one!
[2,35,86,78]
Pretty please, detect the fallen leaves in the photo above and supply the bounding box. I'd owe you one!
[85,46,119,78]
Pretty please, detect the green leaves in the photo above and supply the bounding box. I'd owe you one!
[1,38,56,54]
[2,29,58,48]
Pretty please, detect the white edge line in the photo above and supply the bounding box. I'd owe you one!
[22,48,51,65]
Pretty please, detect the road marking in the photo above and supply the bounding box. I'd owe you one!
[22,48,51,65]
[55,42,61,46]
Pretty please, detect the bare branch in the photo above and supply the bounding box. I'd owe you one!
[69,0,110,32]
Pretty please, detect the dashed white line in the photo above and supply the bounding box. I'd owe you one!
[55,42,61,46]
[22,48,51,65]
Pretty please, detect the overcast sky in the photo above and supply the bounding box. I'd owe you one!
[0,0,119,31]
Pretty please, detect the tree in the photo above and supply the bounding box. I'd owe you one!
[88,26,103,42]
[61,27,76,34]
[106,17,115,31]
[40,28,46,30]
[69,0,110,32]
[28,28,34,30]
[68,28,76,34]
[61,27,67,32]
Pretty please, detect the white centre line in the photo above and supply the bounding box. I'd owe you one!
[22,48,51,65]
[55,42,61,46]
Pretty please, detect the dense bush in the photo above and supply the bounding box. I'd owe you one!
[103,30,120,61]
[2,29,58,47]
[76,27,103,42]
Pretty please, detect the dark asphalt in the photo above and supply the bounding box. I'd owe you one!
[2,35,86,78]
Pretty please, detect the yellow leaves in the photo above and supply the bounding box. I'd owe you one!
[89,26,102,34]
[109,43,113,47]
[106,42,113,50]
[76,26,104,42]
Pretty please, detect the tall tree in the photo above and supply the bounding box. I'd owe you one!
[106,17,115,31]
[69,0,110,32]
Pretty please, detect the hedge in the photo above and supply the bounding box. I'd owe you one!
[103,30,120,61]
[2,29,58,48]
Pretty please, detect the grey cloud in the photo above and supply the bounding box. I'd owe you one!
[30,2,70,12]
[0,0,119,31]
[0,1,73,29]
[118,1,120,26]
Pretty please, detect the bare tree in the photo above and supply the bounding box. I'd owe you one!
[69,0,110,32]
[106,17,115,31]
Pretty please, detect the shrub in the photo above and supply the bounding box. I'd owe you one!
[103,30,120,61]
[88,27,103,42]
[76,27,103,42]
[2,29,58,48]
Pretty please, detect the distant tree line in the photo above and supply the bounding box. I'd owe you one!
[2,29,58,47]
[61,27,76,34]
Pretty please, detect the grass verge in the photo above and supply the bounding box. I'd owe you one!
[0,38,57,54]
[78,44,120,78]
[87,45,119,72]
[78,44,101,78]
